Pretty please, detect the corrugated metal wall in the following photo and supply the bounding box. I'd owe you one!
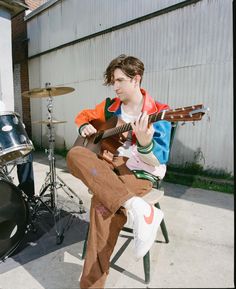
[26,0,233,174]
[26,0,185,55]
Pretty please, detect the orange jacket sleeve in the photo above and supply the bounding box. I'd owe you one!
[75,99,107,128]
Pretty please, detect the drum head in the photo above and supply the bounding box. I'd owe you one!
[0,179,29,260]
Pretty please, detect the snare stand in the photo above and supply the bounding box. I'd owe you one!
[0,164,14,183]
[33,86,85,245]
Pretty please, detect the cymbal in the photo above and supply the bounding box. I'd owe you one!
[33,120,67,125]
[22,87,75,98]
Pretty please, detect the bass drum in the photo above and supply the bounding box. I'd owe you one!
[0,179,29,261]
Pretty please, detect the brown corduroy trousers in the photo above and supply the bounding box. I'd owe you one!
[66,146,152,288]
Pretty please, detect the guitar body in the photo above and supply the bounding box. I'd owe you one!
[73,116,128,161]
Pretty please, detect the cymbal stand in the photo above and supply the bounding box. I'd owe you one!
[33,85,85,244]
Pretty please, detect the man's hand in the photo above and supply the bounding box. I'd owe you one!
[131,111,154,147]
[81,124,97,137]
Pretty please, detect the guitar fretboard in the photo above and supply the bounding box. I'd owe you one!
[101,104,205,140]
[102,123,132,139]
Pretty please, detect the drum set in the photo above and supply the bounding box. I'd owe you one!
[0,84,85,262]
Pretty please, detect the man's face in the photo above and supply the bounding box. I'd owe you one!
[112,68,137,103]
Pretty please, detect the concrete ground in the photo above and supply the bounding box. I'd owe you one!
[0,151,234,289]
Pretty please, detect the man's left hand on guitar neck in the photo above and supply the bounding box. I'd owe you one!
[131,111,154,147]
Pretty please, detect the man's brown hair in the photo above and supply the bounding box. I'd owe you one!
[104,54,144,86]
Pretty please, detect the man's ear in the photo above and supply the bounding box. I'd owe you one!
[134,75,141,86]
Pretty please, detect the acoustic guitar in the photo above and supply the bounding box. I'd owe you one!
[73,104,208,162]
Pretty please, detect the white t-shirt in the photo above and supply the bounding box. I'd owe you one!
[116,104,140,158]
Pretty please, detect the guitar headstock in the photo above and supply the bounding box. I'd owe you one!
[162,104,209,122]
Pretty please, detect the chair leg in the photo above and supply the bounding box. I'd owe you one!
[82,224,89,259]
[143,251,150,284]
[155,202,169,243]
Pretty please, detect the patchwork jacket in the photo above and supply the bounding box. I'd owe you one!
[75,88,171,184]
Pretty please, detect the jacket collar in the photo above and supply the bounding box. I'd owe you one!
[107,88,158,115]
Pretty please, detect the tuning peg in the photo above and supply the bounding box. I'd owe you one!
[181,121,186,126]
[45,82,51,88]
[206,110,210,122]
[203,107,210,122]
[192,121,195,126]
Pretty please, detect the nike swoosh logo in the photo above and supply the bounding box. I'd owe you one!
[144,205,154,224]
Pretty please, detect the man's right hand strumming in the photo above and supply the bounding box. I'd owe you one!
[81,124,97,137]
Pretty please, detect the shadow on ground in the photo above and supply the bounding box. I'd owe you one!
[0,197,89,272]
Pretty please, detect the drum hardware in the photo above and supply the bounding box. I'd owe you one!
[24,83,85,245]
[0,84,83,261]
[0,163,14,183]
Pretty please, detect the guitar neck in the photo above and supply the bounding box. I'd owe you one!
[101,104,206,140]
[102,113,161,139]
[102,122,132,139]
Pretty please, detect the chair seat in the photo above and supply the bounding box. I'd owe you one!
[142,187,164,205]
[124,188,164,228]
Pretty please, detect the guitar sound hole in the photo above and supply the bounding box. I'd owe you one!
[94,133,103,144]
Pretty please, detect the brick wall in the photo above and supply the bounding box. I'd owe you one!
[12,0,46,137]
[26,0,46,11]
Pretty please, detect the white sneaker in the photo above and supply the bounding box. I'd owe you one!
[124,208,134,228]
[128,197,164,260]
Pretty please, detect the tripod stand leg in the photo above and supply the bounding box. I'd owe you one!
[33,195,54,215]
[39,183,50,197]
[56,233,64,244]
[57,175,86,213]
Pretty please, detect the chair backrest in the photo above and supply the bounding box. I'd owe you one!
[169,122,178,154]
